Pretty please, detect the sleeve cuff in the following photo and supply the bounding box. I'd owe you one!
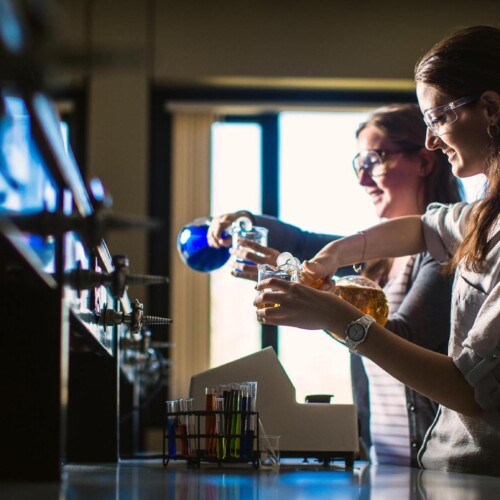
[454,346,500,410]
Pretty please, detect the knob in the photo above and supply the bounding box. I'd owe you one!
[61,259,169,298]
[102,299,172,332]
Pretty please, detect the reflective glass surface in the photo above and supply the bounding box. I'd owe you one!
[3,460,500,499]
[0,96,58,213]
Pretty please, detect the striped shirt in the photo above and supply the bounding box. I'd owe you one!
[362,255,416,466]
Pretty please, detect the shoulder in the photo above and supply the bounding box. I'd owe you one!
[423,201,475,234]
[421,202,477,262]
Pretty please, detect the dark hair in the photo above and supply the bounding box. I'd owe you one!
[415,25,500,98]
[357,103,463,284]
[415,25,500,272]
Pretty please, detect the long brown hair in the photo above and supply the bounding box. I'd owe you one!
[415,25,500,272]
[356,104,463,284]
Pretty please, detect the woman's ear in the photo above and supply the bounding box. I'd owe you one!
[481,91,500,123]
[417,149,435,177]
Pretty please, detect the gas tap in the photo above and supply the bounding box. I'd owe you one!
[103,299,172,332]
[62,255,169,299]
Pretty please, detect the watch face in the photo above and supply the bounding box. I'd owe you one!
[348,323,365,342]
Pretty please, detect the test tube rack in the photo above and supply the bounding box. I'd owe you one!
[163,410,260,468]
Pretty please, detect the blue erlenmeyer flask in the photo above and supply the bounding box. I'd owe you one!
[177,217,231,272]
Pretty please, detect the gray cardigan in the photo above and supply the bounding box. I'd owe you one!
[254,214,452,466]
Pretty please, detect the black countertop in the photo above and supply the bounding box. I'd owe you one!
[2,459,500,499]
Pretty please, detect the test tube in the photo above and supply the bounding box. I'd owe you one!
[166,400,178,458]
[215,397,226,460]
[240,383,249,458]
[246,382,258,456]
[177,399,189,457]
[230,384,242,457]
[184,397,197,457]
[224,384,233,442]
[205,386,217,457]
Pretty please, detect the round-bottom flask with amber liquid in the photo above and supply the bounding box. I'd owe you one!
[333,275,388,326]
[275,253,389,326]
[299,268,388,326]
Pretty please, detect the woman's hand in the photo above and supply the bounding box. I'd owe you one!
[229,239,281,281]
[300,259,337,291]
[207,211,253,248]
[304,241,344,279]
[254,278,348,336]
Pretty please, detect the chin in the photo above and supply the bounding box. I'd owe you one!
[451,162,473,179]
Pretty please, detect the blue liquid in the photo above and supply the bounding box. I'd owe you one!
[233,228,266,268]
[167,418,177,458]
[177,224,230,272]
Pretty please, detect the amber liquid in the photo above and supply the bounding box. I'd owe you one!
[257,302,280,310]
[205,393,217,456]
[334,285,388,326]
[257,270,293,309]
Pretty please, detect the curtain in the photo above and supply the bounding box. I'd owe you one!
[170,113,216,399]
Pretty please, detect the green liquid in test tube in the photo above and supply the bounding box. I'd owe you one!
[215,397,226,460]
[230,385,242,457]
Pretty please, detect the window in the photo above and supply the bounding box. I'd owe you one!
[210,123,263,367]
[278,111,376,403]
[210,108,377,403]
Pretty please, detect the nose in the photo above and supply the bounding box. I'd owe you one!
[358,168,375,187]
[425,128,442,151]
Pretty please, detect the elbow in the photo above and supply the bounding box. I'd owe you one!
[445,384,484,417]
[459,401,483,418]
[444,399,483,417]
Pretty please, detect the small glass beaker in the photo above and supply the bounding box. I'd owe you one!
[232,220,269,266]
[257,263,298,309]
[259,434,280,468]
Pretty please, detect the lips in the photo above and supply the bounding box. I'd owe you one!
[367,189,383,199]
[443,149,456,162]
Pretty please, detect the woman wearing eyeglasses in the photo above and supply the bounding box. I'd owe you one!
[208,103,463,467]
[254,25,500,476]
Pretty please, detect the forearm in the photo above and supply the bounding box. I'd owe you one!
[358,323,481,417]
[255,278,480,416]
[323,298,480,416]
[312,216,427,271]
[254,214,343,259]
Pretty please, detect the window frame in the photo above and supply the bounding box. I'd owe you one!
[149,85,416,355]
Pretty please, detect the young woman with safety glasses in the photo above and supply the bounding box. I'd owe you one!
[254,25,500,476]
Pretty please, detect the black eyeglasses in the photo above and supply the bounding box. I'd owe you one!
[352,148,421,179]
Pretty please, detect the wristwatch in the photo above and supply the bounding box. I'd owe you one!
[345,314,376,351]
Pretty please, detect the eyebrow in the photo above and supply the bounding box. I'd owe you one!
[423,103,443,114]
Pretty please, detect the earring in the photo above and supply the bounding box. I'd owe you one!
[487,122,500,140]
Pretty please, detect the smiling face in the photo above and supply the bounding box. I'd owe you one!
[416,82,491,178]
[356,125,428,219]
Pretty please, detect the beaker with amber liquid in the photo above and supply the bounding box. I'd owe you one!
[257,263,298,309]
